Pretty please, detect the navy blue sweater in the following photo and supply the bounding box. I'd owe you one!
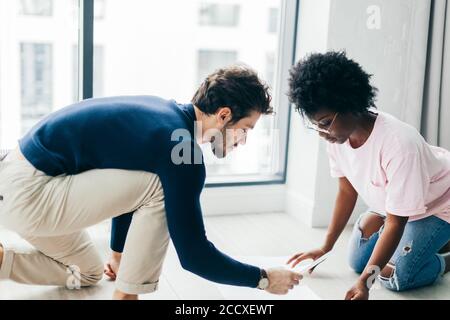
[19,95,261,287]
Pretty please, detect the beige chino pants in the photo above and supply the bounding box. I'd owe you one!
[0,148,169,295]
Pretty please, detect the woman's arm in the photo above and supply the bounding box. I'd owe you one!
[323,177,358,251]
[345,213,408,300]
[288,177,358,268]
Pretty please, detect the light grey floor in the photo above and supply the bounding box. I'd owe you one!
[0,212,448,300]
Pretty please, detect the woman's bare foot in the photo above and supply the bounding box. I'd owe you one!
[113,289,138,300]
[439,241,450,254]
[444,253,450,274]
[439,241,450,274]
[104,250,122,281]
[0,244,3,269]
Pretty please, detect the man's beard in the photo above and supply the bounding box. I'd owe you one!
[210,126,230,159]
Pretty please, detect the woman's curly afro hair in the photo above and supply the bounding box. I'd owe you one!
[287,51,378,117]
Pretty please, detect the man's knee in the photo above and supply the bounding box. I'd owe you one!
[66,251,104,287]
[79,263,104,286]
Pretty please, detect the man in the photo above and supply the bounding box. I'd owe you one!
[0,65,301,299]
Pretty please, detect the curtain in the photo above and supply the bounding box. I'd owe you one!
[420,0,450,149]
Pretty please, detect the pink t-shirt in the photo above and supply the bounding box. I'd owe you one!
[326,111,450,223]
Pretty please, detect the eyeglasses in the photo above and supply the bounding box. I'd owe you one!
[305,112,339,134]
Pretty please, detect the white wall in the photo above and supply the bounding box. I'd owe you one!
[201,184,286,216]
[327,0,431,124]
[285,0,343,227]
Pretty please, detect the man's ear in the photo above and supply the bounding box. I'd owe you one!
[216,107,232,124]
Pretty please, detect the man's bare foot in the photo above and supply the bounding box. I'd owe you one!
[0,244,3,269]
[113,289,138,300]
[104,250,122,281]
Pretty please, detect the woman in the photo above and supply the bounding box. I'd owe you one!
[286,51,450,300]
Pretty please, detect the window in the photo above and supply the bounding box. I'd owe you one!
[0,0,78,149]
[199,2,240,27]
[71,0,105,20]
[1,0,297,186]
[197,50,238,84]
[72,44,104,101]
[266,52,276,87]
[19,0,53,16]
[268,7,279,33]
[92,0,293,184]
[20,43,53,134]
[94,0,106,20]
[93,46,104,97]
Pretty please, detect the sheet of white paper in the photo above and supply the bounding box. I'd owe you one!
[295,251,332,273]
[214,256,321,300]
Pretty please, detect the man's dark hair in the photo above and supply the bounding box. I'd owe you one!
[192,65,273,123]
[287,51,378,117]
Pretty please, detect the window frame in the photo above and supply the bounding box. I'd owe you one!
[77,0,300,188]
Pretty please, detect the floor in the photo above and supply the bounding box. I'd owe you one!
[0,212,448,300]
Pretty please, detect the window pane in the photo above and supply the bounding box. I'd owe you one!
[265,52,275,87]
[19,0,53,16]
[197,49,237,84]
[0,0,78,149]
[93,0,283,181]
[20,43,53,134]
[94,0,106,20]
[72,44,104,101]
[199,2,240,27]
[268,7,279,33]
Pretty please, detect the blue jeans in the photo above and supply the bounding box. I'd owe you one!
[348,212,450,291]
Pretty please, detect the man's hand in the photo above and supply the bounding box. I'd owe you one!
[104,250,122,281]
[265,267,302,295]
[345,280,369,300]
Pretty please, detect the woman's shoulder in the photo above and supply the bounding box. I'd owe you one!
[376,111,426,155]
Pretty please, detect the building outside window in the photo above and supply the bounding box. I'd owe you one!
[19,0,53,16]
[20,43,53,134]
[199,2,240,27]
[197,49,238,84]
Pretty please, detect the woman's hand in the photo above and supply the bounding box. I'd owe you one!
[345,280,369,300]
[344,213,408,301]
[286,247,329,273]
